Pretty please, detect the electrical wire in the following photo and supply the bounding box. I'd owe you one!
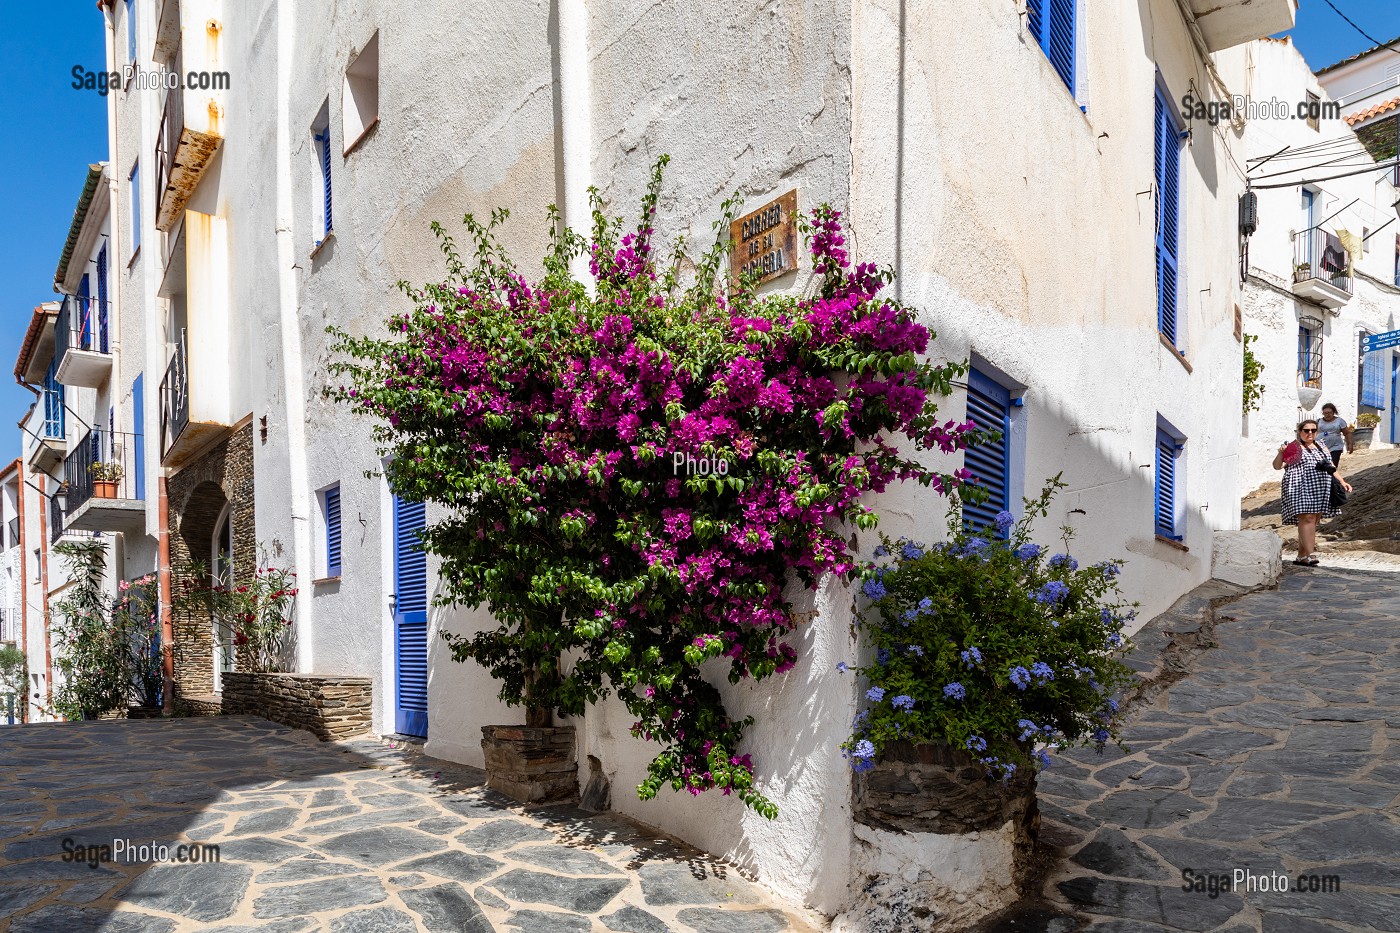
[1248,157,1400,189]
[1317,0,1400,62]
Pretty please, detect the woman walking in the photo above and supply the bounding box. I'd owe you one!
[1274,419,1352,566]
[1317,403,1353,468]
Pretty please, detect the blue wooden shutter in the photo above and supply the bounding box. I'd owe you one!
[43,361,64,438]
[1362,343,1387,409]
[325,487,342,576]
[1155,89,1181,345]
[78,274,92,351]
[316,132,333,236]
[130,162,141,255]
[1155,429,1180,540]
[963,368,1012,533]
[393,495,428,736]
[1027,0,1075,94]
[132,375,145,501]
[97,245,109,353]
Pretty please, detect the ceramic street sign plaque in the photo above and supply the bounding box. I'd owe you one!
[1362,329,1400,352]
[730,189,798,287]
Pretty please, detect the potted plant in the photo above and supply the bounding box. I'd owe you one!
[90,461,124,498]
[1293,261,1314,283]
[1354,412,1380,450]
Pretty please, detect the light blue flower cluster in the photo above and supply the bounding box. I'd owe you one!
[900,541,924,560]
[942,683,966,701]
[1014,543,1043,561]
[960,646,983,668]
[847,738,877,773]
[1008,665,1031,690]
[1048,553,1079,571]
[907,645,923,657]
[965,735,987,753]
[866,687,885,702]
[995,511,1016,532]
[1029,661,1055,684]
[891,694,915,711]
[1033,581,1070,605]
[1093,561,1121,579]
[862,573,887,600]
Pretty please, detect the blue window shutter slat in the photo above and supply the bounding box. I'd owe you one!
[1027,0,1045,45]
[394,496,427,613]
[132,375,145,502]
[962,369,1012,533]
[393,492,429,736]
[1045,0,1076,93]
[1155,88,1181,344]
[317,132,333,234]
[1155,430,1180,539]
[1362,345,1387,409]
[326,487,342,576]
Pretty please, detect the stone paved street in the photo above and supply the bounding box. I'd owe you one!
[1035,566,1400,933]
[0,718,821,932]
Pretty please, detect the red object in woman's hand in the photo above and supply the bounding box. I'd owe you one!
[1281,441,1302,465]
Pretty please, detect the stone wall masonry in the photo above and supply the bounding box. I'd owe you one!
[481,725,578,804]
[221,672,373,741]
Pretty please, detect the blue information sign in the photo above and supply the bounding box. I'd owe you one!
[1361,330,1400,353]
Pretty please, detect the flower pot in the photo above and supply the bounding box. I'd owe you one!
[126,705,163,719]
[94,481,117,499]
[480,725,578,804]
[1293,267,1313,284]
[1352,426,1375,450]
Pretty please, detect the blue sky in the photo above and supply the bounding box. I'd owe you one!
[0,3,1394,465]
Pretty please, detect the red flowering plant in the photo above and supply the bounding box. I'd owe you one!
[328,157,985,816]
[175,549,298,674]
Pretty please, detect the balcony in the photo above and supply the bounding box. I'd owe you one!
[160,331,228,468]
[62,429,145,536]
[155,65,222,232]
[54,293,112,389]
[1186,0,1296,52]
[1291,229,1352,309]
[28,399,66,477]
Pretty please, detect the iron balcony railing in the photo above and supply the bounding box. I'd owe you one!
[155,48,184,211]
[1293,228,1353,295]
[64,429,144,516]
[50,491,64,544]
[160,331,190,456]
[55,293,110,366]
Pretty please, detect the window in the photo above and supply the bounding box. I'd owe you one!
[342,31,380,154]
[1361,335,1386,409]
[323,485,342,577]
[129,162,141,257]
[1154,83,1182,347]
[1362,227,1370,255]
[311,106,333,245]
[96,245,109,353]
[125,0,137,65]
[1154,426,1182,541]
[962,368,1013,534]
[1298,323,1322,385]
[42,360,64,440]
[1027,0,1076,96]
[1305,90,1320,131]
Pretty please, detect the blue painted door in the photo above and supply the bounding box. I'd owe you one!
[393,494,428,737]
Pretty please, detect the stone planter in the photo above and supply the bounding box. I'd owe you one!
[481,725,578,804]
[1352,426,1375,450]
[836,741,1038,932]
[126,705,163,719]
[220,672,373,741]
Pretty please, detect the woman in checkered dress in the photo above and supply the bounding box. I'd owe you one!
[1273,419,1352,566]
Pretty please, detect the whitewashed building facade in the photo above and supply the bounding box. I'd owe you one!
[14,0,1295,922]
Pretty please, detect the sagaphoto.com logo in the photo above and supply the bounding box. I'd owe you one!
[1180,92,1341,127]
[72,62,230,96]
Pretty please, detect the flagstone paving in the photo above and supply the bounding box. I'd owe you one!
[1032,566,1400,933]
[0,717,822,932]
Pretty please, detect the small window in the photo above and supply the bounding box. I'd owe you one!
[1362,227,1371,255]
[1305,91,1320,131]
[311,104,333,246]
[342,31,380,154]
[1026,0,1076,96]
[323,485,342,577]
[1154,427,1182,541]
[129,162,141,257]
[1298,324,1322,385]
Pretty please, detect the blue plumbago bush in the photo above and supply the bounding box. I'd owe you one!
[839,479,1138,781]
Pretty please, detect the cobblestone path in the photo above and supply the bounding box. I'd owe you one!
[0,717,821,932]
[1035,566,1400,933]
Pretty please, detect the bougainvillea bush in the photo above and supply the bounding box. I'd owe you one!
[328,157,986,816]
[840,481,1138,781]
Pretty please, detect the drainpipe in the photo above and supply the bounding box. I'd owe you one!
[274,0,314,671]
[15,459,26,724]
[38,478,51,718]
[558,0,593,287]
[159,476,174,714]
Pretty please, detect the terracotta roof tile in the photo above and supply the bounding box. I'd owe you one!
[1345,96,1400,126]
[1317,37,1400,75]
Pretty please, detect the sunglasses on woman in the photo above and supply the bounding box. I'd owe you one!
[1300,428,1317,434]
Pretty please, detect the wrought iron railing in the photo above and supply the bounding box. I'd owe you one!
[50,490,65,544]
[155,49,184,209]
[55,293,110,367]
[160,331,189,455]
[64,429,145,515]
[1293,229,1352,295]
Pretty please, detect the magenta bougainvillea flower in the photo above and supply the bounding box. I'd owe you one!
[329,157,984,817]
